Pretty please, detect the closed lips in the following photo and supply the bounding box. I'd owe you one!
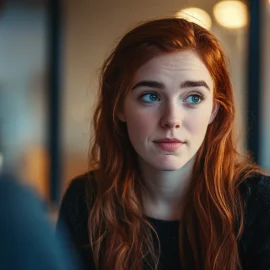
[154,138,184,143]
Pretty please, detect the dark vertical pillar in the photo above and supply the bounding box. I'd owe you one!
[48,0,62,204]
[247,0,261,163]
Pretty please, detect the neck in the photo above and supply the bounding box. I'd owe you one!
[139,157,195,221]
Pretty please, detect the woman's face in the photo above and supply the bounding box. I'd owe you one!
[119,50,219,171]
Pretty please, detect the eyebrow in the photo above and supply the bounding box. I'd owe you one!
[131,80,210,91]
[180,80,210,90]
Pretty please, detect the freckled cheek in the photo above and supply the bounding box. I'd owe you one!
[184,112,211,134]
[125,112,156,141]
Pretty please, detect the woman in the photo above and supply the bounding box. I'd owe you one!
[56,18,270,270]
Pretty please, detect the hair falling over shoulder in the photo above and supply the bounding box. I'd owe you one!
[87,18,261,270]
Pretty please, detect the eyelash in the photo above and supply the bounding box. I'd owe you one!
[139,91,205,105]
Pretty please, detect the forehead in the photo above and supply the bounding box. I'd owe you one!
[132,50,213,89]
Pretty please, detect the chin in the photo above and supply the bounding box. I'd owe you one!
[138,154,192,172]
[158,166,184,171]
[152,160,187,171]
[159,167,181,172]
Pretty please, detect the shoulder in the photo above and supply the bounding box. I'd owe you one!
[239,172,270,201]
[239,172,270,224]
[238,173,270,268]
[56,171,97,246]
[62,170,97,207]
[0,173,78,270]
[64,171,94,196]
[59,172,93,215]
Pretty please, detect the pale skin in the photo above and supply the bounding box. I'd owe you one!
[119,50,219,221]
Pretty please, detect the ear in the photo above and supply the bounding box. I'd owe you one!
[208,101,220,124]
[117,112,126,122]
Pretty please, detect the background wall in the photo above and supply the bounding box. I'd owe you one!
[62,0,249,186]
[261,1,270,170]
[0,2,48,197]
[1,0,269,200]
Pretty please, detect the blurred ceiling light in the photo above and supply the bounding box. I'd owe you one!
[213,0,248,29]
[176,7,212,30]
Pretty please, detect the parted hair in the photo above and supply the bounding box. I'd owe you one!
[88,18,260,270]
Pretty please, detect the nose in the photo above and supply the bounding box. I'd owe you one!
[159,102,182,129]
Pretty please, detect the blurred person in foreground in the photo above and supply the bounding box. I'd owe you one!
[0,172,78,270]
[56,18,270,270]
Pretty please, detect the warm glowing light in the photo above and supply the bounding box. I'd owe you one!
[176,7,212,30]
[213,0,248,29]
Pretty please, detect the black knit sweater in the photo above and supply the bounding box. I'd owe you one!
[56,172,270,270]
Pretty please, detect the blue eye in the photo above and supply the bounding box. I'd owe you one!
[140,93,160,103]
[185,94,203,104]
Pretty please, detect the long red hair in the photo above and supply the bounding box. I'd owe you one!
[88,18,261,270]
